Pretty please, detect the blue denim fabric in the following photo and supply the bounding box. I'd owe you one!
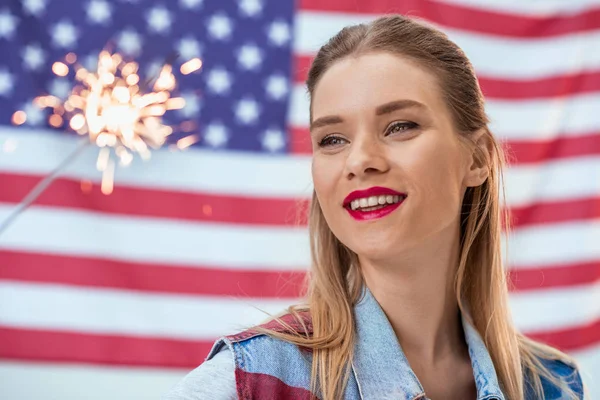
[351,284,505,400]
[206,284,583,399]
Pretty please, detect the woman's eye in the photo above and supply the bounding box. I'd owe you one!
[318,135,346,148]
[386,121,418,135]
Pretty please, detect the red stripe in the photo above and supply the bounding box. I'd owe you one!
[0,250,306,298]
[527,318,600,353]
[0,320,596,368]
[0,327,210,368]
[509,261,600,292]
[299,0,600,38]
[0,249,596,294]
[1,172,600,230]
[503,133,600,164]
[236,369,314,399]
[0,172,308,226]
[293,56,600,99]
[508,197,600,228]
[290,125,600,165]
[2,170,600,231]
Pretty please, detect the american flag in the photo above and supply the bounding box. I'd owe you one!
[0,0,599,398]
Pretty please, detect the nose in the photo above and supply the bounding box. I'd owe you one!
[344,134,390,179]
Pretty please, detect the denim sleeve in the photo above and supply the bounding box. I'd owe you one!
[162,348,237,400]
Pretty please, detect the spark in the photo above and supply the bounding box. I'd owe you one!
[18,50,202,194]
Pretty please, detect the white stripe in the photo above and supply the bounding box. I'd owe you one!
[294,11,600,79]
[0,127,313,198]
[0,282,298,340]
[0,204,311,269]
[289,85,600,141]
[503,155,600,208]
[2,202,600,271]
[510,282,600,332]
[0,361,189,400]
[433,0,600,17]
[0,280,595,347]
[4,128,600,210]
[504,219,600,268]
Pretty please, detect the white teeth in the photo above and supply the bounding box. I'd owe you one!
[349,194,405,211]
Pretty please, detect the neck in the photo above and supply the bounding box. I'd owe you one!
[359,223,466,365]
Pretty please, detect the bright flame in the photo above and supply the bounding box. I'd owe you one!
[11,111,26,125]
[27,50,202,193]
[180,58,202,75]
[25,50,202,194]
[52,62,69,77]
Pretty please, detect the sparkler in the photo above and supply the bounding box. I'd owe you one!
[28,50,202,194]
[1,50,202,237]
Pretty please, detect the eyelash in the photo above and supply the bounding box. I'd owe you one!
[318,121,418,148]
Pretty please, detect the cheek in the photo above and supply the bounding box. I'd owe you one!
[412,150,466,224]
[311,158,338,209]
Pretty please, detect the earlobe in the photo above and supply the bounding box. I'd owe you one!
[466,167,489,187]
[464,167,488,188]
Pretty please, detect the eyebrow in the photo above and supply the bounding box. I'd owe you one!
[310,99,428,131]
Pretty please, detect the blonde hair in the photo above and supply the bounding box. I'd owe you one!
[252,14,581,400]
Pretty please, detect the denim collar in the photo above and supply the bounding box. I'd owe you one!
[351,284,506,400]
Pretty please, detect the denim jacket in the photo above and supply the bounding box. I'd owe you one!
[206,285,583,399]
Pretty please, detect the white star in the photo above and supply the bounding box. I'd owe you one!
[49,78,72,99]
[237,44,263,71]
[265,74,289,101]
[117,29,142,55]
[203,122,229,148]
[87,0,111,24]
[261,128,285,152]
[0,9,17,40]
[22,44,45,71]
[0,69,14,96]
[268,20,291,47]
[206,68,232,95]
[178,91,201,118]
[51,20,78,49]
[234,98,260,125]
[22,0,46,16]
[238,0,262,17]
[177,36,201,60]
[179,0,203,9]
[147,6,172,34]
[207,13,232,41]
[22,102,45,126]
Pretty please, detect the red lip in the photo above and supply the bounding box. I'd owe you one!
[343,186,406,207]
[343,186,407,222]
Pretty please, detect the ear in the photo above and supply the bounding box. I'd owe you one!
[463,128,491,188]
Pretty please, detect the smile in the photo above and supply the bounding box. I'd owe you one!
[343,187,407,221]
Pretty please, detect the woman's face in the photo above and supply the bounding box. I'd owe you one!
[310,52,486,261]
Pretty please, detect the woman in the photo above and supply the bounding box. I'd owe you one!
[164,14,584,400]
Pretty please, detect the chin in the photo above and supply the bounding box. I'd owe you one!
[345,238,400,260]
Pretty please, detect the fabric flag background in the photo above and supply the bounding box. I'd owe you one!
[0,0,599,398]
